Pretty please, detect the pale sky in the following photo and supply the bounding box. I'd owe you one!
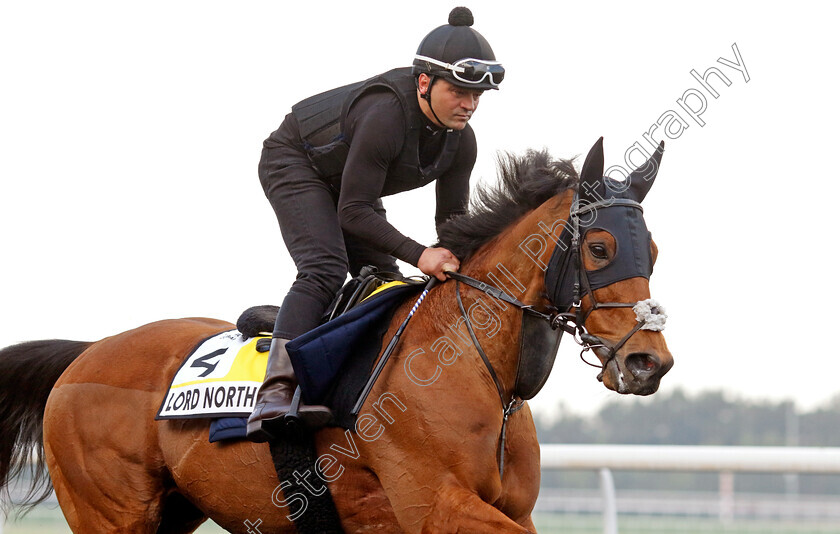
[1,1,837,418]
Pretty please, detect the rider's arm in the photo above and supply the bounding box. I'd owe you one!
[337,93,427,266]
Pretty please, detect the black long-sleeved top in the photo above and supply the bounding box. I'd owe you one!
[267,90,475,267]
[337,91,475,265]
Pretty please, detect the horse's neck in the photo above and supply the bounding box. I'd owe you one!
[461,190,573,308]
[456,190,574,395]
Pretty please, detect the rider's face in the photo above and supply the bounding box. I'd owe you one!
[418,75,483,130]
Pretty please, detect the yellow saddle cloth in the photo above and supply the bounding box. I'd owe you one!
[156,331,269,419]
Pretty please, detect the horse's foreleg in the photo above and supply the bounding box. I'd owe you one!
[420,485,534,534]
[495,403,541,531]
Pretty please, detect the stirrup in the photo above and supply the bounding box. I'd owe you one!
[283,386,303,431]
[276,387,333,432]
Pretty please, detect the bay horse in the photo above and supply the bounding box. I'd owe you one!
[0,139,673,533]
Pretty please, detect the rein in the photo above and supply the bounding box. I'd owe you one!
[351,191,667,479]
[443,194,667,476]
[451,277,524,477]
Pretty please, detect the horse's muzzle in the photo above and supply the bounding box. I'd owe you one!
[623,351,671,395]
[593,343,673,396]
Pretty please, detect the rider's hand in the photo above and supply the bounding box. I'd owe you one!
[418,247,460,281]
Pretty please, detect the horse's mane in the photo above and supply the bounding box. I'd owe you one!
[437,149,578,261]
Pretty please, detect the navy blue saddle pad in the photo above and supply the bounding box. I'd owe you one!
[209,281,422,440]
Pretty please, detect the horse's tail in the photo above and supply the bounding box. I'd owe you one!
[0,339,92,514]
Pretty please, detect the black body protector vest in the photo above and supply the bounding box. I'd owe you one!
[291,68,462,194]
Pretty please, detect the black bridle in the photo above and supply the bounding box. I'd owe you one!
[552,195,657,374]
[451,193,660,384]
[446,192,666,476]
[437,137,669,478]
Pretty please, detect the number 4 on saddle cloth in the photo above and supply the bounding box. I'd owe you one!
[156,268,425,441]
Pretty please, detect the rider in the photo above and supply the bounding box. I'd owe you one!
[247,6,505,442]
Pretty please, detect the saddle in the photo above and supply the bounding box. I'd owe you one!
[236,266,413,338]
[232,266,425,431]
[227,269,418,534]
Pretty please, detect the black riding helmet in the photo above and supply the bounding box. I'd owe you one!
[412,7,504,91]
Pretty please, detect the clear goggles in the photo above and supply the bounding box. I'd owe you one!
[414,55,505,87]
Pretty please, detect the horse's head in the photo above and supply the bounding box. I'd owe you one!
[436,141,672,399]
[546,138,673,395]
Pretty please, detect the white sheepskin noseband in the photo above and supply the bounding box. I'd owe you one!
[633,299,667,331]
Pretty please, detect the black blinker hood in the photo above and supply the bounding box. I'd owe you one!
[545,137,664,312]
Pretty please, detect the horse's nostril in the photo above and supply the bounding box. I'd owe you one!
[626,352,660,377]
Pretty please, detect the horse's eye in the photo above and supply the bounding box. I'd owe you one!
[589,244,608,259]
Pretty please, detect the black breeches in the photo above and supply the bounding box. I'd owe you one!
[258,145,399,339]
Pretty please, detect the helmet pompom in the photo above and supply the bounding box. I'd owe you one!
[414,6,501,90]
[448,7,474,26]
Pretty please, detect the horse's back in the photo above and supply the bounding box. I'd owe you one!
[51,317,232,391]
[45,316,234,457]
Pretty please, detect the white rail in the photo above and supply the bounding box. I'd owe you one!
[540,444,840,473]
[4,445,840,534]
[539,445,840,534]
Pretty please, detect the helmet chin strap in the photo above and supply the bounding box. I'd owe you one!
[419,75,446,128]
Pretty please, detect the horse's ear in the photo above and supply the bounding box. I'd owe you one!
[579,137,605,202]
[627,140,665,203]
